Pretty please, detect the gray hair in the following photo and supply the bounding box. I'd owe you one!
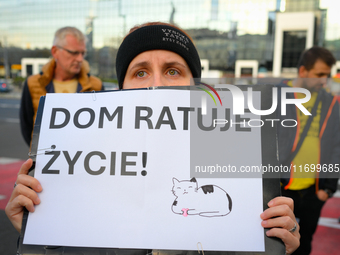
[53,26,85,46]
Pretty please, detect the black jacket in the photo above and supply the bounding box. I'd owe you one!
[277,83,340,193]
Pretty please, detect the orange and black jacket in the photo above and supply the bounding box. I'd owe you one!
[277,83,340,193]
[19,59,103,147]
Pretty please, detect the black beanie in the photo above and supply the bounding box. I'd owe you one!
[116,24,201,89]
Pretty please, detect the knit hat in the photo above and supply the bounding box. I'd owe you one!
[116,24,201,89]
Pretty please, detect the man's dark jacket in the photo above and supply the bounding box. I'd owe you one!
[277,82,340,193]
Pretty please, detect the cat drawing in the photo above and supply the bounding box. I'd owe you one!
[171,177,232,217]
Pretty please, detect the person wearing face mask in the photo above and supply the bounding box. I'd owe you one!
[277,46,340,255]
[7,22,300,255]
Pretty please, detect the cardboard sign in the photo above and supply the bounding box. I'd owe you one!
[21,87,281,253]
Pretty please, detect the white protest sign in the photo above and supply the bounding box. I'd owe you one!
[23,89,265,252]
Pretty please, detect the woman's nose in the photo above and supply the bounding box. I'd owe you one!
[150,72,167,87]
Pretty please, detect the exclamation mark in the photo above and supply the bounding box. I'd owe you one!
[141,152,147,176]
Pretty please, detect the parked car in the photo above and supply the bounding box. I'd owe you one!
[0,80,11,93]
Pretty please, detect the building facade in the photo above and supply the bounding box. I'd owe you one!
[0,0,340,80]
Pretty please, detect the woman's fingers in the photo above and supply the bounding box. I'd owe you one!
[18,158,33,175]
[5,158,42,233]
[261,215,298,233]
[5,193,36,232]
[261,198,298,237]
[11,182,41,205]
[261,203,295,221]
[265,227,300,255]
[268,196,294,211]
[260,196,300,255]
[12,158,42,198]
[7,193,36,214]
[15,173,42,194]
[261,197,295,222]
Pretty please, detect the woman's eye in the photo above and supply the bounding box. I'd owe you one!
[168,69,178,76]
[136,71,146,77]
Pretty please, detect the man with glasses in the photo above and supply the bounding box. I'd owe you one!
[20,26,103,147]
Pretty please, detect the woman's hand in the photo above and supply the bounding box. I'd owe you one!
[261,196,300,255]
[5,159,42,232]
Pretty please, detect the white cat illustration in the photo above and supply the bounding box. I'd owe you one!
[171,177,232,217]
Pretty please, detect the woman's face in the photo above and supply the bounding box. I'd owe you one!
[122,50,193,89]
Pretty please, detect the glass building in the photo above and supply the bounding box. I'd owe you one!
[1,0,340,80]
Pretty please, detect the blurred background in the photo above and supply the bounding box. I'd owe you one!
[0,0,340,254]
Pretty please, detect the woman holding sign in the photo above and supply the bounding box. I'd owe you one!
[6,22,300,255]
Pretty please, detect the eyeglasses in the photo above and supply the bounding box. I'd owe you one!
[57,46,87,57]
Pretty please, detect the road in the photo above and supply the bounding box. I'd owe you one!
[0,98,29,159]
[0,96,28,255]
